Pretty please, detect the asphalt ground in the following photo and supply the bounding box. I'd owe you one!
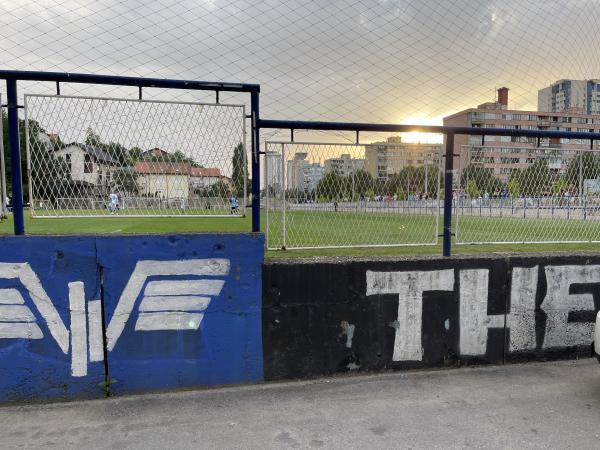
[1,359,599,449]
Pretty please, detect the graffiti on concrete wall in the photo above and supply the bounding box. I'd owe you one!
[0,259,231,377]
[366,265,600,361]
[0,234,264,403]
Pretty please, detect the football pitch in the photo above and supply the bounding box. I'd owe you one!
[1,210,599,258]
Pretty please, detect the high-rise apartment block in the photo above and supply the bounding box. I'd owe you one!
[538,79,600,115]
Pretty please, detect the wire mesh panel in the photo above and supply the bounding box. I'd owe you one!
[265,140,443,249]
[24,94,246,217]
[455,145,600,244]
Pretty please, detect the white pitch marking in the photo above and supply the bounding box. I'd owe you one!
[138,296,211,312]
[69,282,87,377]
[87,300,105,363]
[144,280,225,297]
[0,304,36,322]
[105,259,230,351]
[135,312,204,331]
[0,288,25,304]
[0,322,43,339]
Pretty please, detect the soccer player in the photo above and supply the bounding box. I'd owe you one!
[229,195,239,214]
[108,192,119,214]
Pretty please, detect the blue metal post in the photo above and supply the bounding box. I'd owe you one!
[6,80,24,235]
[442,133,454,257]
[250,91,260,233]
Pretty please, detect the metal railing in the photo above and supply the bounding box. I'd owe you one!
[4,70,600,256]
[0,70,261,234]
[259,118,600,255]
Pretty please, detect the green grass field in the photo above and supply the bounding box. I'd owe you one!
[2,209,600,258]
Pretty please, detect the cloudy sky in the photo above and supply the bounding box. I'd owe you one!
[1,0,600,143]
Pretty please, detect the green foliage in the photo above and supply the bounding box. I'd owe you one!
[316,171,344,200]
[466,180,479,198]
[460,164,504,195]
[508,178,521,197]
[510,159,553,196]
[111,168,139,195]
[231,143,247,197]
[553,175,569,194]
[565,152,600,189]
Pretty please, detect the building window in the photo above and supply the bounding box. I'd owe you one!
[84,154,93,173]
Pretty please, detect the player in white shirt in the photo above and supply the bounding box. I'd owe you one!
[108,193,119,214]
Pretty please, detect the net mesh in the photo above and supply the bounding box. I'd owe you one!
[24,95,246,217]
[266,140,442,249]
[455,145,600,243]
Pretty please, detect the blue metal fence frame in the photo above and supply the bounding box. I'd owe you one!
[3,70,600,256]
[0,70,261,235]
[258,118,600,256]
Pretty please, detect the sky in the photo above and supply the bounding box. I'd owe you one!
[1,0,600,144]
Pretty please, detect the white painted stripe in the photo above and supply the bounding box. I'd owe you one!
[134,312,204,331]
[0,322,43,339]
[0,288,25,304]
[138,296,211,312]
[144,279,225,297]
[106,259,230,351]
[87,300,104,363]
[0,304,36,322]
[69,282,87,377]
[0,263,70,353]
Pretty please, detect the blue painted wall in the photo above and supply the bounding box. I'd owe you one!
[0,233,264,403]
[97,234,264,394]
[0,236,103,403]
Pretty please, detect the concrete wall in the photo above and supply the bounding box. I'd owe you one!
[0,234,263,403]
[263,255,600,380]
[2,242,599,403]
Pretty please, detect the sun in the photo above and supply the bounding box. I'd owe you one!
[398,115,445,144]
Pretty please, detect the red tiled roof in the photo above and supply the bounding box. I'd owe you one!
[133,161,191,175]
[190,167,221,177]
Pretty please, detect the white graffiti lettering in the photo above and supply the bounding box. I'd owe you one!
[366,269,454,361]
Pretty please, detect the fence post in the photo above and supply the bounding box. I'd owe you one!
[442,133,454,257]
[250,90,260,233]
[6,79,24,235]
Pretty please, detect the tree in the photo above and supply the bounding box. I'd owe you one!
[111,168,139,195]
[460,164,503,195]
[316,172,345,200]
[231,143,248,198]
[553,175,569,195]
[466,180,480,198]
[511,159,553,196]
[348,169,373,199]
[565,152,600,194]
[508,178,521,197]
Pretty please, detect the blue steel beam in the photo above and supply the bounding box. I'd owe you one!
[259,119,600,141]
[0,70,260,93]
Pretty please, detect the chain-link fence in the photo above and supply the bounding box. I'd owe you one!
[265,140,443,249]
[455,145,600,244]
[24,94,246,217]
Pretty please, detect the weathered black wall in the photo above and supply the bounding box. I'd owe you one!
[263,254,600,381]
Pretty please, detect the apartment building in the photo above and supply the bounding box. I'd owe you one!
[538,79,600,115]
[444,87,600,182]
[323,154,365,176]
[364,136,442,179]
[286,153,325,191]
